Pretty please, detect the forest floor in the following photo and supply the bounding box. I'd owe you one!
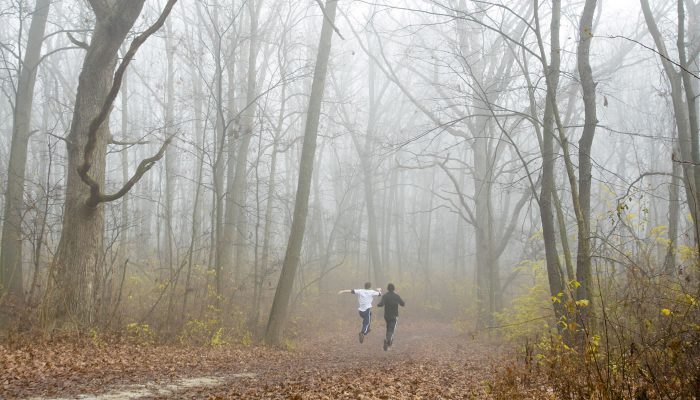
[1,319,529,399]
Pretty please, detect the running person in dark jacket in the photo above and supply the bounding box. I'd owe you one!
[377,283,405,351]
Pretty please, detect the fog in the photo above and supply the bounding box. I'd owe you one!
[0,0,696,365]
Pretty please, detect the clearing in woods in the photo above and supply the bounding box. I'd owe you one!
[2,320,503,399]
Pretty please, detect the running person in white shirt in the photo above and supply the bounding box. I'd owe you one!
[338,282,382,343]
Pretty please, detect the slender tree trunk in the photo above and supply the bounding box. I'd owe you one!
[360,45,385,285]
[664,154,681,274]
[219,14,239,292]
[553,189,575,281]
[535,0,566,322]
[575,0,598,331]
[228,0,263,284]
[395,168,405,281]
[118,50,130,274]
[182,48,206,326]
[163,19,178,328]
[473,135,495,328]
[264,0,338,346]
[254,80,286,328]
[0,0,51,313]
[382,167,397,273]
[211,13,227,306]
[27,81,54,309]
[678,0,700,253]
[641,0,697,237]
[311,141,326,291]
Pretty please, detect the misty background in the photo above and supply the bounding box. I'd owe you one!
[0,0,694,350]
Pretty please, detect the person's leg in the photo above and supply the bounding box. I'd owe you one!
[383,317,392,351]
[384,317,393,343]
[387,317,398,346]
[361,309,371,335]
[358,309,370,343]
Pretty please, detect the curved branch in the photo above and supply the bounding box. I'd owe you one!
[88,136,173,207]
[77,0,178,205]
[66,32,89,50]
[438,159,477,225]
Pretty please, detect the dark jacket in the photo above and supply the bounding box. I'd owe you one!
[377,291,405,319]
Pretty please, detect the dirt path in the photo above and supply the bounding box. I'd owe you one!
[177,319,500,399]
[2,319,501,399]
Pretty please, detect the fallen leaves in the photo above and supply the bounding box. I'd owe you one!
[1,320,499,399]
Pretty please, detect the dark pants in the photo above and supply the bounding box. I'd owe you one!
[385,316,398,345]
[359,309,371,334]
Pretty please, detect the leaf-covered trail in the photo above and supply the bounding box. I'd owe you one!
[2,320,501,399]
[224,319,498,399]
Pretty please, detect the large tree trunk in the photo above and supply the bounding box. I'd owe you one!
[0,0,51,314]
[49,1,146,328]
[264,0,338,346]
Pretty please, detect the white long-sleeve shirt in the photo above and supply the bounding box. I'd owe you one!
[351,289,381,312]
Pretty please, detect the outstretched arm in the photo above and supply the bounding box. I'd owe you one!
[337,289,353,294]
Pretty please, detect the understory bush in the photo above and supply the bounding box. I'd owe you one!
[492,262,700,399]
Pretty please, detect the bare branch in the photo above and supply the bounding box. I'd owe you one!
[89,135,173,207]
[66,32,89,50]
[438,159,477,225]
[109,136,150,146]
[77,0,178,206]
[315,0,345,40]
[607,34,700,80]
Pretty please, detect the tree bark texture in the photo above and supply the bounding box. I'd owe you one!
[49,1,146,328]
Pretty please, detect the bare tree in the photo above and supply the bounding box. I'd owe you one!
[534,0,567,323]
[264,0,339,346]
[574,0,599,332]
[47,0,176,328]
[0,0,51,313]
